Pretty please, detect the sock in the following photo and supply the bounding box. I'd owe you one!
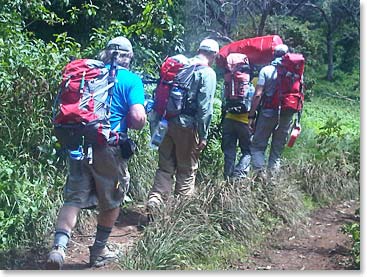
[93,224,112,249]
[53,229,70,249]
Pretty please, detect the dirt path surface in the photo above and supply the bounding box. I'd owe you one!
[236,200,359,270]
[9,200,357,270]
[61,208,149,270]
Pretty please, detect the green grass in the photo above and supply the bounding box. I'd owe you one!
[117,87,360,270]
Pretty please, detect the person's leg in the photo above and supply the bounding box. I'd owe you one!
[46,205,81,270]
[250,113,277,173]
[268,113,293,174]
[87,206,120,267]
[233,121,252,177]
[54,205,81,245]
[147,125,176,207]
[88,146,127,267]
[46,157,96,270]
[221,118,238,178]
[173,124,200,197]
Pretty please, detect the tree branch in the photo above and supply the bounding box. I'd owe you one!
[205,29,233,42]
[286,0,309,16]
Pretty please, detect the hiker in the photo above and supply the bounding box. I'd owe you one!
[146,38,219,209]
[46,36,146,269]
[220,53,255,179]
[248,44,294,178]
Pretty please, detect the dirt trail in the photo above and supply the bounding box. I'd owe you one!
[8,200,357,270]
[237,200,359,270]
[61,200,358,271]
[61,209,148,270]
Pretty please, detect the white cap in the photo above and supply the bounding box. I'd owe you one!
[106,36,133,54]
[198,39,219,53]
[274,44,289,57]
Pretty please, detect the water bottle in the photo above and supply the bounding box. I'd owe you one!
[245,83,255,111]
[68,146,84,174]
[166,86,184,115]
[149,119,168,150]
[144,98,155,114]
[69,145,84,160]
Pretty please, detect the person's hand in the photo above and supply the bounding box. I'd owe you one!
[248,118,256,133]
[197,139,207,152]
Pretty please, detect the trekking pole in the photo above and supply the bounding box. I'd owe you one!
[106,52,118,115]
[80,71,86,94]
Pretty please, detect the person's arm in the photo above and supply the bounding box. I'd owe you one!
[126,74,146,130]
[127,104,146,130]
[195,68,217,151]
[248,67,267,132]
[248,84,263,132]
[248,84,263,117]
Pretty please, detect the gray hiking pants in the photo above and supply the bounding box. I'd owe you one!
[221,118,251,178]
[250,111,293,173]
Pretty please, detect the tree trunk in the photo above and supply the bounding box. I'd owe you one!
[326,31,334,81]
[257,10,268,36]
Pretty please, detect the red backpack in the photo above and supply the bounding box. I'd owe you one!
[53,58,116,149]
[153,54,207,119]
[263,53,305,112]
[223,53,254,113]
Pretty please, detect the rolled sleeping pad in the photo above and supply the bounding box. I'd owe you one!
[217,35,283,67]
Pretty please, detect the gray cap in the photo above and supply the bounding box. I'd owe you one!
[106,36,133,54]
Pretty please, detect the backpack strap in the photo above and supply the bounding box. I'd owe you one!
[180,63,208,117]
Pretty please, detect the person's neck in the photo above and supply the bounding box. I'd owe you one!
[196,53,211,66]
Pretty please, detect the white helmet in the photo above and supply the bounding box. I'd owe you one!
[274,44,288,57]
[198,39,219,53]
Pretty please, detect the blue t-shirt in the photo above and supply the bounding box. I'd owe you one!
[108,67,145,132]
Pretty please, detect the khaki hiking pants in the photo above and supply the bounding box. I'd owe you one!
[148,122,200,205]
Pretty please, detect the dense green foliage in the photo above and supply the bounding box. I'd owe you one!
[0,0,359,270]
[342,220,360,268]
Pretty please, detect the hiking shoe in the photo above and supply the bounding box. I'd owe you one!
[253,171,267,183]
[89,245,117,268]
[46,245,65,270]
[146,200,162,223]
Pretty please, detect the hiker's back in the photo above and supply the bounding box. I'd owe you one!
[261,54,305,114]
[259,63,278,103]
[109,67,145,132]
[53,58,114,149]
[222,53,253,114]
[153,54,212,121]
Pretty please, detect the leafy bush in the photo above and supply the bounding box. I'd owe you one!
[0,156,64,250]
[342,221,360,269]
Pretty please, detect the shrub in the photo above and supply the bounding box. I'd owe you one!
[0,156,64,250]
[342,221,360,269]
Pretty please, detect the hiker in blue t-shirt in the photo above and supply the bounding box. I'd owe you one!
[46,36,146,270]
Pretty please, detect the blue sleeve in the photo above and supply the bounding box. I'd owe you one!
[109,70,145,132]
[127,74,145,107]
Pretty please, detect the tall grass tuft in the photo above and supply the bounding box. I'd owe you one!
[120,197,223,270]
[119,173,308,270]
[291,159,359,204]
